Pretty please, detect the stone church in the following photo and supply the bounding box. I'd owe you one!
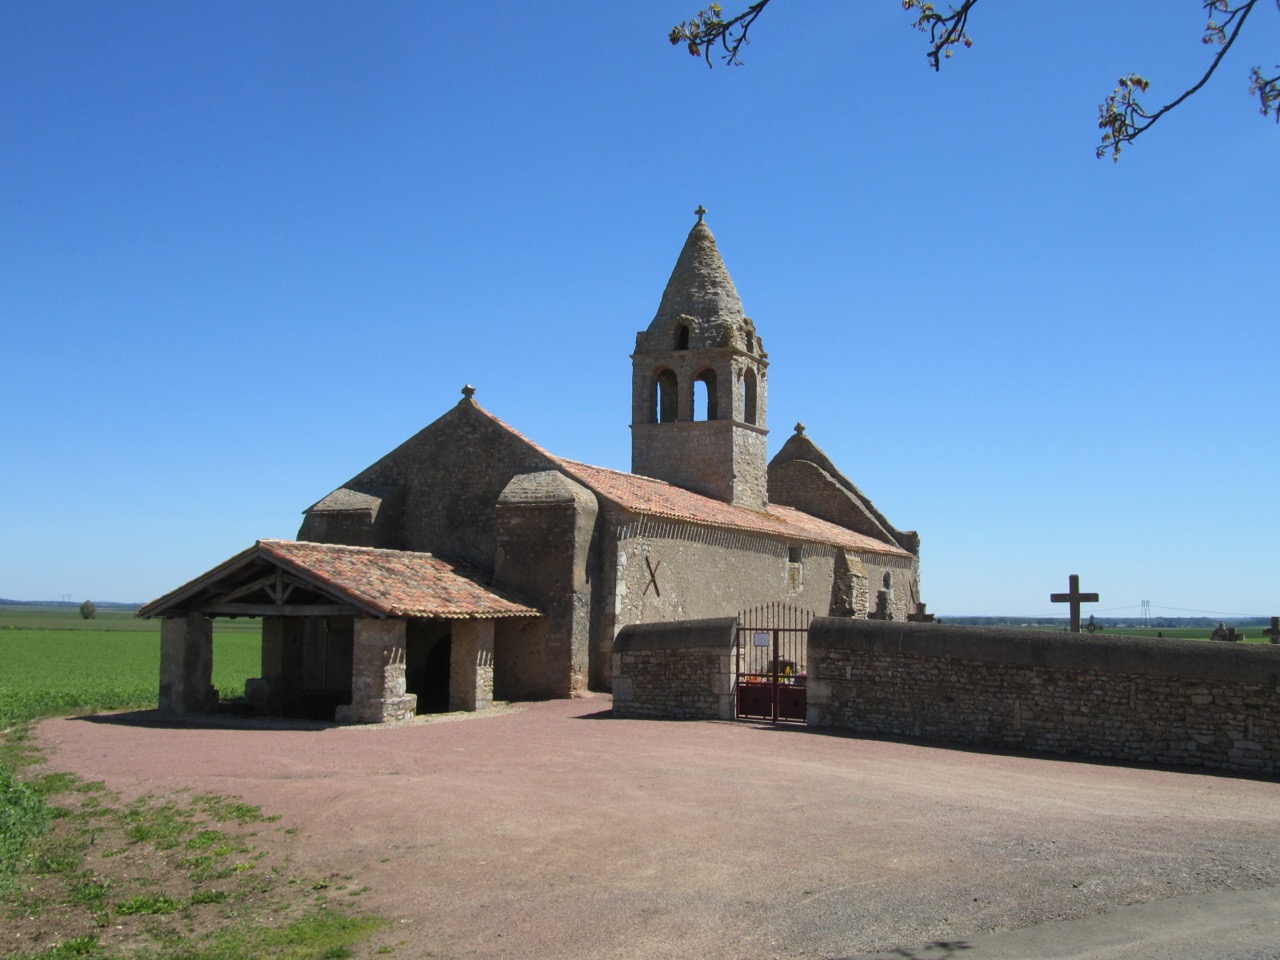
[143,212,923,721]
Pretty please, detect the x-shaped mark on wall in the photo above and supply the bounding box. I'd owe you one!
[643,556,662,597]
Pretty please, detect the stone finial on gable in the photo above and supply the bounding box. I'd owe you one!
[794,422,806,435]
[461,384,477,402]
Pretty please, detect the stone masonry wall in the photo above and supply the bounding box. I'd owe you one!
[808,619,1280,775]
[611,516,836,624]
[631,419,768,510]
[594,514,837,689]
[494,470,597,699]
[612,617,736,720]
[299,398,558,571]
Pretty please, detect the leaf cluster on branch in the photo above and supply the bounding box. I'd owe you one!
[1097,0,1279,159]
[668,0,1279,161]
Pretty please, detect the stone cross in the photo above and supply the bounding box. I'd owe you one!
[1264,616,1280,645]
[695,204,707,223]
[1050,574,1100,634]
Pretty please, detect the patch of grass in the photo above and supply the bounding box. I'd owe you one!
[186,829,229,851]
[193,793,279,824]
[122,797,199,849]
[33,840,85,873]
[19,934,104,958]
[131,910,385,960]
[115,893,181,915]
[189,889,228,905]
[69,873,112,905]
[1,744,383,960]
[29,771,82,796]
[0,764,51,892]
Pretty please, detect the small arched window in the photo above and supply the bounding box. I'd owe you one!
[882,572,893,590]
[654,369,678,423]
[694,369,718,421]
[744,368,758,425]
[675,324,690,350]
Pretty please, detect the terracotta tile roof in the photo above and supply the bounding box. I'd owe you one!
[257,540,540,618]
[553,460,911,558]
[473,403,908,557]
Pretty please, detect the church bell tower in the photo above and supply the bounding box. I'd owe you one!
[631,208,770,510]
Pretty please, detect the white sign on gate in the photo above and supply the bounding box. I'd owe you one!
[753,631,770,647]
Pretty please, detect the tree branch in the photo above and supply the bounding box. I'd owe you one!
[1098,0,1260,160]
[669,1,774,66]
[1249,64,1280,119]
[668,1,1276,160]
[903,1,979,71]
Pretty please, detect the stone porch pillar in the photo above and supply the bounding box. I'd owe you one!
[245,616,296,715]
[159,613,218,714]
[450,619,495,712]
[336,618,417,723]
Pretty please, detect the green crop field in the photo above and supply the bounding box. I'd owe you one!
[0,604,261,634]
[1099,627,1271,643]
[1015,624,1272,643]
[0,607,261,729]
[1101,627,1214,640]
[0,604,382,959]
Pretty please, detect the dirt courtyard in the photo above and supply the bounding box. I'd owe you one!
[35,695,1280,959]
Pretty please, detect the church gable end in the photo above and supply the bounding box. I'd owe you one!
[299,390,560,571]
[769,458,899,547]
[769,424,918,556]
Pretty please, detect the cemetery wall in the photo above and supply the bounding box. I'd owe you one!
[611,617,736,720]
[808,619,1280,775]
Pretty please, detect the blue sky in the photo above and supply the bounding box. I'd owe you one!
[2,1,1276,617]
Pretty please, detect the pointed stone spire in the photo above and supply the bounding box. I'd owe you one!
[649,211,745,338]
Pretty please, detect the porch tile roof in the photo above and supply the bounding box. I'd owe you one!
[139,540,541,620]
[256,540,540,619]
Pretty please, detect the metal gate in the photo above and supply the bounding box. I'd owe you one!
[734,603,812,722]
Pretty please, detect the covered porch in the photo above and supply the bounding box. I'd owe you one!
[139,539,540,723]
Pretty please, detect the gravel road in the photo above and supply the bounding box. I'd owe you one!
[36,694,1280,959]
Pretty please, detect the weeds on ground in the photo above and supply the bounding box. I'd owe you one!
[1,719,384,960]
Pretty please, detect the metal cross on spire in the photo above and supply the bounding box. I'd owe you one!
[694,204,707,223]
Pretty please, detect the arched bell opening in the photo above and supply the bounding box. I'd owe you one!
[653,368,678,423]
[744,367,758,425]
[693,368,718,421]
